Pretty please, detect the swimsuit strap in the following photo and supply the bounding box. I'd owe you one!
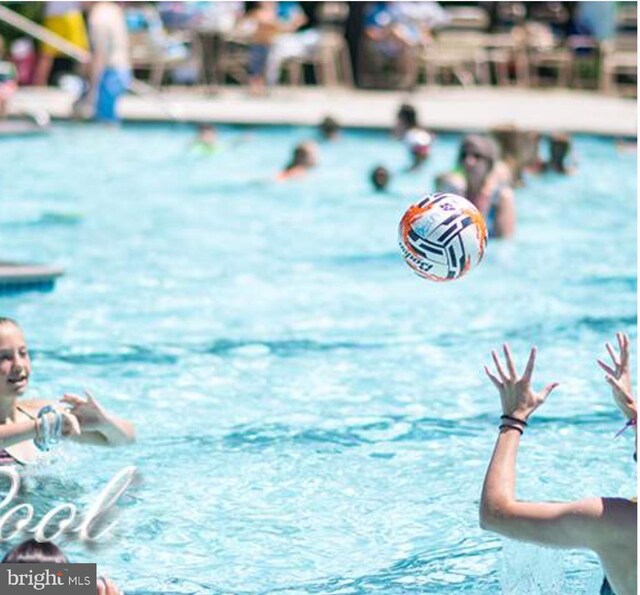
[16,405,36,421]
[488,183,506,207]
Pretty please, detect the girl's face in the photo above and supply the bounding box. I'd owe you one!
[0,324,31,398]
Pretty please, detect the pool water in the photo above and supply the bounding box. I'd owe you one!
[0,124,636,594]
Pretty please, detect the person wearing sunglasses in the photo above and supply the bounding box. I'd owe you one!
[436,134,516,239]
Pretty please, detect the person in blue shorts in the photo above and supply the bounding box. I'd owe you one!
[75,2,131,123]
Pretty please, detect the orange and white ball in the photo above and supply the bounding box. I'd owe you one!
[398,193,487,281]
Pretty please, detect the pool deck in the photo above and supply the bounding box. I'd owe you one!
[10,86,637,137]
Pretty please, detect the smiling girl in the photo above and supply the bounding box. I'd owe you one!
[0,318,134,465]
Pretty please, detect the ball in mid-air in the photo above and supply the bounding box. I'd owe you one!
[398,193,487,282]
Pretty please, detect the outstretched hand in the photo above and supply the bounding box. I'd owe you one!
[484,344,559,421]
[597,332,637,421]
[60,391,110,433]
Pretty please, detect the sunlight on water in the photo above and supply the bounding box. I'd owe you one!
[0,125,635,593]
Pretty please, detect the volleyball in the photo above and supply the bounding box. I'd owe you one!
[398,192,488,281]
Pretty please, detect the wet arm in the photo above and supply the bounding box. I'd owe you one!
[495,187,516,238]
[72,415,135,447]
[479,428,619,550]
[0,419,39,448]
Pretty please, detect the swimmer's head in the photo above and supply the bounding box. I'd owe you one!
[405,128,433,164]
[370,165,390,191]
[3,540,68,564]
[397,103,418,129]
[197,124,217,145]
[548,132,572,173]
[287,141,318,170]
[459,134,498,180]
[319,116,340,140]
[0,318,30,399]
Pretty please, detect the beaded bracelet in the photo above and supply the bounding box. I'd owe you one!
[615,417,637,438]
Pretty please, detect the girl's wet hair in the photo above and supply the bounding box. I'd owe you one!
[0,318,19,329]
[2,539,68,564]
[286,143,315,170]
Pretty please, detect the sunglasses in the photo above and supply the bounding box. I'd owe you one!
[461,151,487,161]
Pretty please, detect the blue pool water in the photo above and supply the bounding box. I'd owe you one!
[0,124,636,594]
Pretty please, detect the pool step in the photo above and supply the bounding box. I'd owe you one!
[0,262,64,293]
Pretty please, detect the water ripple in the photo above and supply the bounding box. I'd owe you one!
[39,345,179,366]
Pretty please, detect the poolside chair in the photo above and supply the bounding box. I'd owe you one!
[281,31,353,87]
[600,33,638,96]
[524,23,573,87]
[527,2,570,28]
[443,6,490,31]
[419,31,491,86]
[215,30,252,86]
[126,4,198,88]
[316,2,349,31]
[615,2,637,34]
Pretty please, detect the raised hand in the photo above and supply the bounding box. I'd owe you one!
[42,408,81,438]
[597,332,636,420]
[484,344,559,421]
[59,409,81,437]
[60,391,110,433]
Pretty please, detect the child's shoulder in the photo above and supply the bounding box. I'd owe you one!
[19,399,55,413]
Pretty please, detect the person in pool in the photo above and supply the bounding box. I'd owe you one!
[318,116,340,142]
[276,141,318,181]
[539,132,576,175]
[370,165,391,192]
[0,318,135,466]
[393,102,418,139]
[189,124,251,157]
[190,123,219,155]
[436,134,516,239]
[404,127,433,172]
[480,334,637,595]
[3,539,122,594]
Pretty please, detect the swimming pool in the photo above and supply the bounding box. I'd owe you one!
[0,124,636,593]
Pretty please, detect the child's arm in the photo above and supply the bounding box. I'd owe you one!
[0,418,40,448]
[0,402,80,447]
[61,393,135,446]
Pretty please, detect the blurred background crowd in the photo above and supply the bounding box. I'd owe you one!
[0,1,636,100]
